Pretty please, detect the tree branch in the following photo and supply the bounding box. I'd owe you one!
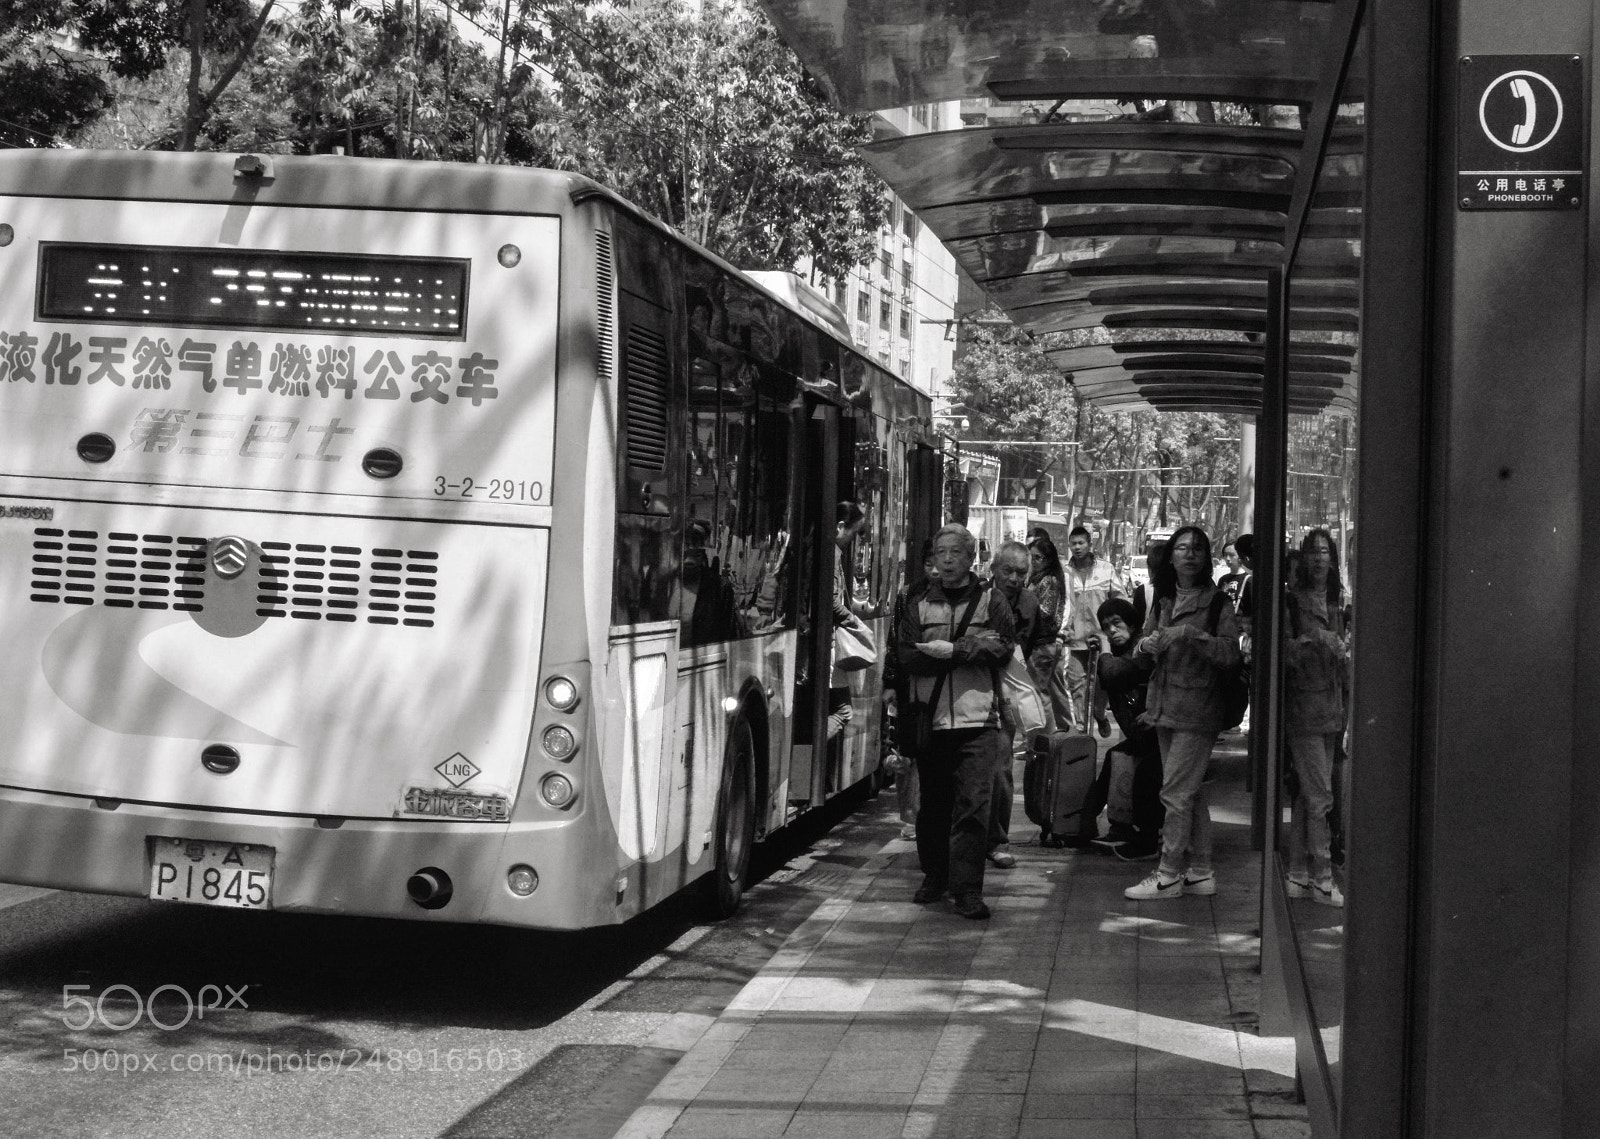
[183,0,279,150]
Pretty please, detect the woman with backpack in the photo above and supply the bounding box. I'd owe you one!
[1123,526,1243,901]
[1283,528,1350,907]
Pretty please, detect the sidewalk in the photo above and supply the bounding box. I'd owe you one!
[613,740,1310,1139]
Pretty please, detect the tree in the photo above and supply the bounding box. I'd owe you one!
[2,0,280,149]
[525,0,887,278]
[949,308,1244,545]
[948,308,1081,511]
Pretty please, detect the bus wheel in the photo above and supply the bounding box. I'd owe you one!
[705,717,756,920]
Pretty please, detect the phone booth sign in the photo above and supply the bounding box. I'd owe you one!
[1458,54,1584,209]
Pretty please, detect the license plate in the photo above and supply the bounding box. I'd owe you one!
[148,837,274,909]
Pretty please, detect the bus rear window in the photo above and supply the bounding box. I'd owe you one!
[37,243,469,340]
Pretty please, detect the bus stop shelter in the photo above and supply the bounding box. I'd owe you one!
[755,1,1600,1137]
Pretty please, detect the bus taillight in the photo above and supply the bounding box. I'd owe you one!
[543,676,580,711]
[539,773,576,809]
[541,725,576,761]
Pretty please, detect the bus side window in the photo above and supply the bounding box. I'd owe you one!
[851,425,891,619]
[737,368,794,634]
[680,356,730,647]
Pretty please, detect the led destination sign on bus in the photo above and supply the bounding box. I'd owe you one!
[38,243,469,339]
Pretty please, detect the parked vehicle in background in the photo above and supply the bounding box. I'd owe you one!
[1126,553,1150,589]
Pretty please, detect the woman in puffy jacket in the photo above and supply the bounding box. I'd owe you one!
[1283,528,1350,908]
[1123,526,1242,901]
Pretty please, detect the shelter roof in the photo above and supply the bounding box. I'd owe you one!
[756,0,1366,414]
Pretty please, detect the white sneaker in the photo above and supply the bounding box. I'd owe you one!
[1286,876,1344,907]
[1310,877,1344,908]
[1124,871,1184,900]
[1182,871,1217,896]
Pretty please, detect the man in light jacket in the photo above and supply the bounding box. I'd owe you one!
[897,524,1016,920]
[1063,525,1123,734]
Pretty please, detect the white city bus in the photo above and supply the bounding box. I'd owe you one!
[0,151,945,929]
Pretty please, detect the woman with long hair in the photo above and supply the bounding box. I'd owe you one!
[1124,525,1242,900]
[1283,528,1350,906]
[1026,534,1075,732]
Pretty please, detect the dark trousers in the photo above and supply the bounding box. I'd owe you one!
[1083,742,1165,840]
[916,728,1000,897]
[988,736,1014,850]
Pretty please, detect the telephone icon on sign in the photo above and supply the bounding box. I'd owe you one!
[1510,78,1537,146]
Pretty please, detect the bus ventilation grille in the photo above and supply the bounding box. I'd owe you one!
[27,529,438,628]
[30,529,208,610]
[623,324,670,470]
[595,231,616,382]
[256,543,438,628]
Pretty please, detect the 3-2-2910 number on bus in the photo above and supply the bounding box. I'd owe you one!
[433,477,544,502]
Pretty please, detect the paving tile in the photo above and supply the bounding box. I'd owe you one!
[1136,1066,1246,1095]
[1031,1047,1137,1073]
[664,1107,794,1138]
[1017,1120,1136,1139]
[801,1087,920,1107]
[1134,990,1234,1021]
[1134,1093,1252,1119]
[1136,956,1226,983]
[717,1050,830,1073]
[1247,1089,1311,1119]
[1134,1048,1236,1074]
[1020,1093,1136,1118]
[1034,1029,1137,1053]
[918,1067,1031,1095]
[739,1022,849,1047]
[1133,1121,1258,1139]
[1242,1066,1299,1095]
[909,1091,1026,1117]
[1046,986,1141,1012]
[1252,1120,1315,1138]
[697,1072,818,1104]
[1025,1066,1137,1095]
[783,1107,907,1137]
[907,1112,1026,1139]
[812,1069,927,1094]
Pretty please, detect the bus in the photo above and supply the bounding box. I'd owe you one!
[0,150,945,930]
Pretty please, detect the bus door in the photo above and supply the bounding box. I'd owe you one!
[787,397,839,807]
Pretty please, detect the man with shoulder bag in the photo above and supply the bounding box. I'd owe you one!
[897,524,1017,920]
[987,541,1051,869]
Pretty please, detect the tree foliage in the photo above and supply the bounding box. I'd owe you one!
[524,0,885,277]
[5,0,886,277]
[950,308,1244,543]
[1,0,278,148]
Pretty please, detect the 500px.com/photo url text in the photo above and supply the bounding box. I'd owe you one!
[61,1047,531,1077]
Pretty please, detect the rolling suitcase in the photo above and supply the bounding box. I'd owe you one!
[1023,645,1099,845]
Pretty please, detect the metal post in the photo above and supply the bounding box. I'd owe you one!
[1255,266,1292,1037]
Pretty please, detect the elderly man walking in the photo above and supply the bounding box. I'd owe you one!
[898,524,1016,920]
[987,540,1050,868]
[1062,525,1123,735]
